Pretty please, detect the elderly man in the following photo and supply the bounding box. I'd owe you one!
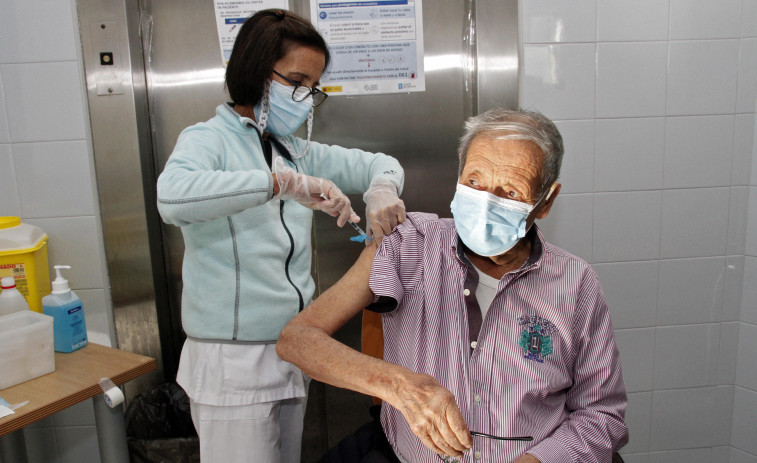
[277,108,628,463]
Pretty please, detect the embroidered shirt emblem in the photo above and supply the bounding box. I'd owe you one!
[518,315,558,363]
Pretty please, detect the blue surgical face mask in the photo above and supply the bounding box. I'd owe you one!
[256,80,312,136]
[450,183,537,257]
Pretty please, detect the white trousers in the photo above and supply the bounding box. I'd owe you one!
[189,396,307,463]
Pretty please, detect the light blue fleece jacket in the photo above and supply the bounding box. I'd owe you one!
[157,104,404,342]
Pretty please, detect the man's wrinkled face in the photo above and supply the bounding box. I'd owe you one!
[459,135,544,206]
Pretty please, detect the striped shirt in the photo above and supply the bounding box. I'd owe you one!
[368,212,628,463]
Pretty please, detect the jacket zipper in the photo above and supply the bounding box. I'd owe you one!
[279,200,305,312]
[259,127,305,318]
[229,216,241,340]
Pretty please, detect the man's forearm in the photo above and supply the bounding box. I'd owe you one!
[276,244,472,457]
[277,320,409,402]
[276,243,402,399]
[278,319,472,457]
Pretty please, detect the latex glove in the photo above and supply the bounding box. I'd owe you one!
[274,157,359,227]
[362,177,406,243]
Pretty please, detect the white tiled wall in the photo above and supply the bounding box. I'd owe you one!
[522,1,757,462]
[0,0,110,462]
[1,0,756,462]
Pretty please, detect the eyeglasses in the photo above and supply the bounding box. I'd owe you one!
[272,70,328,107]
[436,432,533,463]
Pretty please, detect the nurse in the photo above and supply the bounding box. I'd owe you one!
[156,9,405,462]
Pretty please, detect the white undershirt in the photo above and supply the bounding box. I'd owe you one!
[474,266,501,319]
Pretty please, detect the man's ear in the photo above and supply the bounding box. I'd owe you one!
[534,183,561,220]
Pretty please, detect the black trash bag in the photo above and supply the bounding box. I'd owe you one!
[318,405,400,463]
[128,437,200,463]
[125,382,197,439]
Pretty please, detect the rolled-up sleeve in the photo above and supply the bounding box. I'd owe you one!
[367,230,405,313]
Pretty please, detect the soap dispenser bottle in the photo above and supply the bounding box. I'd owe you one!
[42,265,87,353]
[0,276,31,316]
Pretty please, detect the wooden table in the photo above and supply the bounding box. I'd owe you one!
[0,343,156,462]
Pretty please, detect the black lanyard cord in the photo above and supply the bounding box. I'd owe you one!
[253,129,294,170]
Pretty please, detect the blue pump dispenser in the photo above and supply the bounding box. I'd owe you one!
[42,265,87,353]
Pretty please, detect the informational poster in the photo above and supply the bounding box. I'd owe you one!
[213,0,288,66]
[310,0,425,96]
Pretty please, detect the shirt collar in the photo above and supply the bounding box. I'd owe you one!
[453,223,545,273]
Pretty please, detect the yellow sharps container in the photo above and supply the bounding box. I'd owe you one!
[0,217,51,313]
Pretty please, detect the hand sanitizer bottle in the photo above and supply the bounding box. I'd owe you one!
[42,265,87,353]
[0,276,31,316]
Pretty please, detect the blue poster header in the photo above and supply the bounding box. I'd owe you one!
[319,1,408,8]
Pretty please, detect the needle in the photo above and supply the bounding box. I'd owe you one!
[348,221,370,242]
[319,190,369,242]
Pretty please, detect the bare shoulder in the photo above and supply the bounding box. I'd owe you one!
[292,241,378,334]
[355,241,378,268]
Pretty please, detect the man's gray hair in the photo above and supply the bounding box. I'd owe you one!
[458,107,564,201]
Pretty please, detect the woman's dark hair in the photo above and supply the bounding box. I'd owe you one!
[226,9,330,106]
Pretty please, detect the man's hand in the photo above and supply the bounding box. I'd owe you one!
[514,454,541,463]
[390,372,472,458]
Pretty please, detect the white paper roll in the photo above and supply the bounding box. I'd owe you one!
[103,386,124,408]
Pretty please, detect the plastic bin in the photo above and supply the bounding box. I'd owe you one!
[0,217,51,313]
[0,310,55,390]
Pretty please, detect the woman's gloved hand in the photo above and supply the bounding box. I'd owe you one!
[363,177,406,243]
[273,157,359,227]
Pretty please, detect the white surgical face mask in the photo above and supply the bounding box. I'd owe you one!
[450,184,539,257]
[259,80,312,136]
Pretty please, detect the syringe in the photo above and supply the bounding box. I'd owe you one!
[348,221,370,242]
